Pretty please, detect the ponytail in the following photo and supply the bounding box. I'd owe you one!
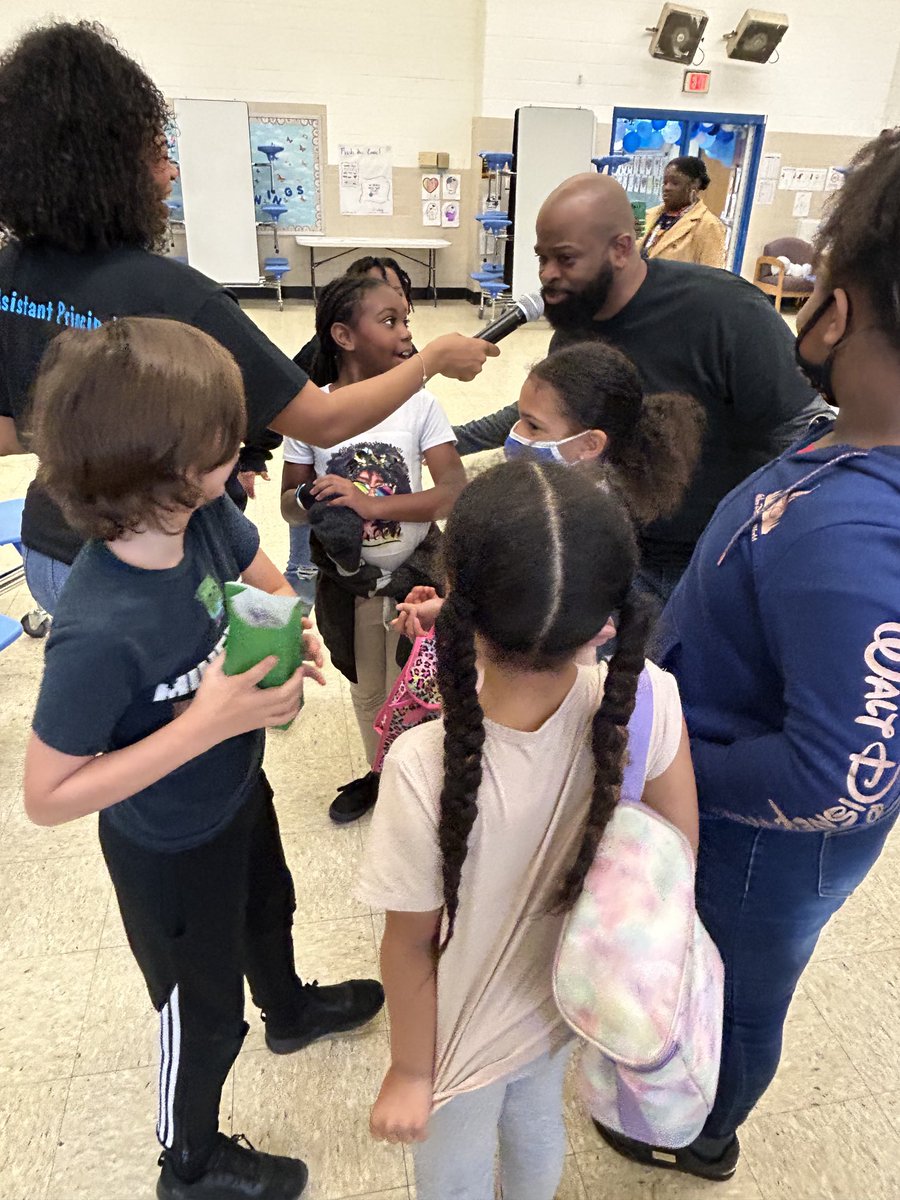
[606,391,705,525]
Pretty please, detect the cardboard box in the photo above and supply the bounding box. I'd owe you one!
[436,152,450,169]
[418,151,438,168]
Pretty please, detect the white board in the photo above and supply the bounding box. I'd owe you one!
[510,107,596,299]
[174,99,260,285]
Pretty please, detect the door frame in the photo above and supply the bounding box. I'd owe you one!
[610,106,766,274]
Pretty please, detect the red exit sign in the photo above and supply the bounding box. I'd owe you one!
[683,70,711,94]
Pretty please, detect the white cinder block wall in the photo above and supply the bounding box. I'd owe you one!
[0,1,482,167]
[481,0,900,136]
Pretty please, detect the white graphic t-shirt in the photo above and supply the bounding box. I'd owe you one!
[283,385,455,577]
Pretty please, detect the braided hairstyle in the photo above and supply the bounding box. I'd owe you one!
[309,274,392,385]
[347,255,415,312]
[528,343,705,525]
[814,129,900,353]
[435,459,648,949]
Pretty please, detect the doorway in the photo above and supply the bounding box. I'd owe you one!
[609,107,766,273]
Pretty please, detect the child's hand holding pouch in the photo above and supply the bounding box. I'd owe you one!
[224,583,314,730]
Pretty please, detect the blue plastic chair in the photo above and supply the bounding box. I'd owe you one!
[0,498,26,650]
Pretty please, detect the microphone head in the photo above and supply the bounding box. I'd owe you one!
[516,292,544,323]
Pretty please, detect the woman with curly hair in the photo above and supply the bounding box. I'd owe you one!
[0,20,495,613]
[281,273,466,823]
[357,459,697,1198]
[595,129,900,1182]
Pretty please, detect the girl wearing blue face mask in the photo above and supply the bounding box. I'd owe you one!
[597,130,900,1184]
[395,343,705,640]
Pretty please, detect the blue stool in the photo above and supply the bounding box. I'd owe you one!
[0,612,22,653]
[263,256,291,312]
[479,151,514,173]
[475,277,511,320]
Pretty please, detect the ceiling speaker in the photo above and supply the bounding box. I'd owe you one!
[725,9,789,62]
[648,4,709,64]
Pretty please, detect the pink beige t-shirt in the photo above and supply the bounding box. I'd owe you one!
[356,660,683,1103]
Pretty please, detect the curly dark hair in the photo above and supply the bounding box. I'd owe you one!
[529,343,706,525]
[310,274,395,386]
[31,318,246,541]
[814,130,900,352]
[0,20,171,251]
[434,460,648,949]
[326,440,412,494]
[668,155,711,191]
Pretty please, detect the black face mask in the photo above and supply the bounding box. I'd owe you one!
[794,293,850,405]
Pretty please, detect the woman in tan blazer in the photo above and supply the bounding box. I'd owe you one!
[641,156,726,268]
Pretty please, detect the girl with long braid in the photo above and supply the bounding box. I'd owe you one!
[357,460,698,1198]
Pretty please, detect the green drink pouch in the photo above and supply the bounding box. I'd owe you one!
[223,582,308,730]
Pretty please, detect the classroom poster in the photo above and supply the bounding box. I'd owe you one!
[339,145,393,216]
[422,199,441,227]
[248,114,323,232]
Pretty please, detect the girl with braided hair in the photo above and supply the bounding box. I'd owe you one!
[599,129,900,1183]
[357,460,698,1198]
[280,273,465,823]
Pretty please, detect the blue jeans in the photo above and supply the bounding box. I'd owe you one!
[22,546,71,615]
[285,525,316,609]
[412,1047,572,1200]
[696,812,898,1138]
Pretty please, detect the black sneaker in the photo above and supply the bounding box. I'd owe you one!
[594,1121,740,1182]
[157,1133,308,1199]
[263,978,385,1055]
[328,772,379,824]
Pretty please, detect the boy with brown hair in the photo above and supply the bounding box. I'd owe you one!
[23,317,384,1200]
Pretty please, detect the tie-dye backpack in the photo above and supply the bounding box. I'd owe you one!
[553,669,724,1149]
[372,631,441,773]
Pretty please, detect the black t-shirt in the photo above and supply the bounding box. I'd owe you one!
[32,495,262,851]
[0,242,307,563]
[550,259,827,570]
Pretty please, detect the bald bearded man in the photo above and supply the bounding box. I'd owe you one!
[454,174,827,603]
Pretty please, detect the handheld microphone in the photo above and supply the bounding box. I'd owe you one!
[475,292,544,344]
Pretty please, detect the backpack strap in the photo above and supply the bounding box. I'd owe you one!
[619,667,654,806]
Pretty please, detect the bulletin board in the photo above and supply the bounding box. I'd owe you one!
[248,114,323,232]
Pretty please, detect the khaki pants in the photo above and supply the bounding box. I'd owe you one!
[349,595,402,765]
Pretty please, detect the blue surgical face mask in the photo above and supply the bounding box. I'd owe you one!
[503,427,589,465]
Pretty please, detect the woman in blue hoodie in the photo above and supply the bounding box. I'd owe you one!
[595,130,900,1181]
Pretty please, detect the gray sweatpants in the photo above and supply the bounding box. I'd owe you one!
[412,1046,572,1200]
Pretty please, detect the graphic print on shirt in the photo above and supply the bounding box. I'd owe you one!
[768,622,900,832]
[326,440,411,547]
[751,487,816,540]
[195,575,224,620]
[151,633,226,704]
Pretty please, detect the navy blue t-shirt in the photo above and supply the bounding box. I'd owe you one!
[32,495,261,851]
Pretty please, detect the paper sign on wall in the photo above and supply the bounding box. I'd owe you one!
[442,173,461,199]
[441,201,460,228]
[792,191,812,218]
[755,179,776,206]
[760,153,782,182]
[421,174,440,200]
[825,166,845,192]
[422,199,441,227]
[339,145,393,216]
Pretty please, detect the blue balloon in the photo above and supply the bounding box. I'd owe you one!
[638,130,652,146]
[651,119,667,130]
[701,123,717,133]
[717,129,735,144]
[637,120,653,138]
[689,122,700,136]
[663,121,683,144]
[622,131,641,153]
[649,131,665,149]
